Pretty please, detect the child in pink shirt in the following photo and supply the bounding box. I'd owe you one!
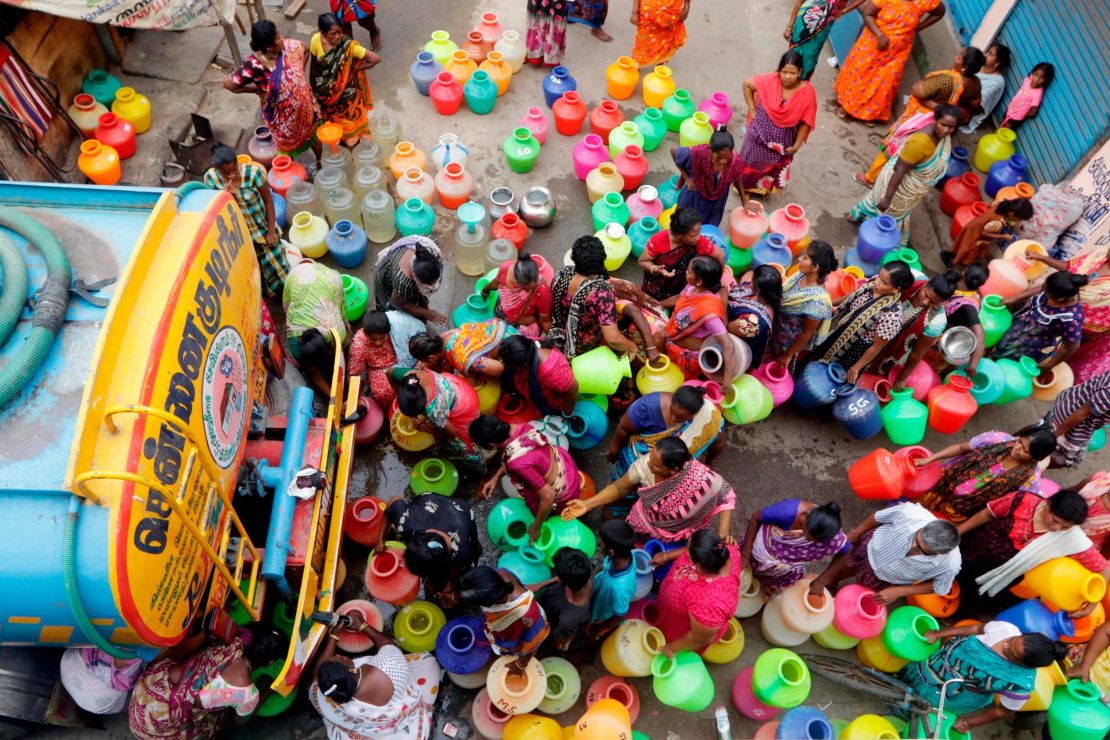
[1002,62,1054,130]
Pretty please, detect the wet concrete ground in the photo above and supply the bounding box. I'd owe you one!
[24,0,1110,738]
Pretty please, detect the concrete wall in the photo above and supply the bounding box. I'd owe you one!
[1,11,112,181]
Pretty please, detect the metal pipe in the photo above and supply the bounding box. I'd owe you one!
[259,386,314,596]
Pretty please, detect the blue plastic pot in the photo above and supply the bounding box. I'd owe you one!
[997,599,1076,641]
[831,383,883,439]
[567,399,609,449]
[435,615,493,674]
[793,362,846,409]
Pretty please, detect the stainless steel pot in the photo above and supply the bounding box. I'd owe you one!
[487,187,518,221]
[519,186,556,228]
[939,326,977,366]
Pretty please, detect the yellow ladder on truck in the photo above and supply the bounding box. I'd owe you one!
[73,405,262,622]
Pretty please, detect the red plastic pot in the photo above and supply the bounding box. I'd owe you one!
[589,100,625,144]
[587,675,641,724]
[345,496,385,546]
[491,212,528,249]
[429,71,464,116]
[365,548,420,605]
[495,394,539,424]
[940,172,981,216]
[950,201,989,240]
[613,145,649,192]
[857,373,893,403]
[926,374,978,434]
[552,91,588,136]
[94,112,135,159]
[848,448,917,500]
[335,599,384,652]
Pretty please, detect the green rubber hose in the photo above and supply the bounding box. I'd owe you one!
[65,497,137,659]
[0,233,28,346]
[0,205,71,408]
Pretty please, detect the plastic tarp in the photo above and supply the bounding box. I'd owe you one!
[1,0,236,30]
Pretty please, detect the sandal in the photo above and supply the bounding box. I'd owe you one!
[836,106,848,120]
[852,173,872,187]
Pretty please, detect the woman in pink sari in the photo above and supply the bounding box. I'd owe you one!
[664,256,736,379]
[562,437,735,543]
[225,21,320,157]
[472,416,581,542]
[484,253,553,338]
[740,51,817,195]
[500,335,579,417]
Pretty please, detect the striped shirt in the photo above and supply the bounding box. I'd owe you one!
[866,503,961,595]
[203,163,269,243]
[1052,371,1110,441]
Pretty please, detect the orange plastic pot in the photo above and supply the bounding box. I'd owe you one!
[907,581,960,618]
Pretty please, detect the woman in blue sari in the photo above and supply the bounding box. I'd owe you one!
[606,385,723,481]
[902,620,1066,734]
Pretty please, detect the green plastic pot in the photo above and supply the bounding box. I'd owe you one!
[721,374,773,425]
[1090,428,1107,452]
[538,656,582,715]
[993,356,1039,405]
[487,498,535,551]
[978,294,1012,348]
[409,457,459,496]
[650,651,714,712]
[727,242,753,274]
[497,545,552,586]
[751,648,811,709]
[1048,680,1110,740]
[882,247,922,274]
[250,660,298,716]
[881,605,940,662]
[812,622,860,650]
[342,274,368,322]
[536,516,597,566]
[903,707,969,740]
[271,600,296,637]
[881,388,927,446]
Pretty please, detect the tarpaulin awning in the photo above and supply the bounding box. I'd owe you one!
[0,0,236,30]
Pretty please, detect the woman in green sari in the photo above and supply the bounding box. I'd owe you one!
[850,104,959,248]
[902,620,1066,734]
[784,0,864,80]
[310,13,380,145]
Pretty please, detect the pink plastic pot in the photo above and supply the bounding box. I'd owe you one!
[627,596,661,625]
[335,599,384,653]
[732,666,780,721]
[586,675,641,724]
[683,379,725,406]
[895,446,941,499]
[888,362,940,403]
[833,584,888,639]
[752,362,794,407]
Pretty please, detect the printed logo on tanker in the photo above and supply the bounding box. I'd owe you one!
[126,201,259,635]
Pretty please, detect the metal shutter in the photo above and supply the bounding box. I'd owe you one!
[995,0,1110,182]
[946,0,994,43]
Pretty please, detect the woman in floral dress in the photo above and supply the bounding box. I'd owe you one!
[740,51,817,195]
[526,0,569,66]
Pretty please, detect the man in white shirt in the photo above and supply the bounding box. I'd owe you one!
[810,502,961,605]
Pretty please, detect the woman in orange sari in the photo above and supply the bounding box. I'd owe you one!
[310,13,379,145]
[835,0,947,124]
[857,46,984,184]
[630,0,690,67]
[664,256,736,380]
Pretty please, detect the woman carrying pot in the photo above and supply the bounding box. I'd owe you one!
[499,335,579,418]
[739,499,849,595]
[392,368,482,467]
[867,271,959,386]
[460,566,549,673]
[374,236,447,325]
[663,256,737,380]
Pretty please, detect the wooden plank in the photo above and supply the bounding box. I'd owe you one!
[283,0,306,19]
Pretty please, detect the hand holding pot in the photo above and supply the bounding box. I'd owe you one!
[528,520,542,544]
[872,588,898,606]
[476,476,498,501]
[923,629,941,644]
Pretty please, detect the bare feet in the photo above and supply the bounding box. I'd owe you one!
[853,173,872,187]
[370,31,382,52]
[591,26,613,42]
[836,106,848,120]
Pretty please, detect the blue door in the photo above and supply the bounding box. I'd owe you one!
[946,0,994,43]
[994,0,1110,182]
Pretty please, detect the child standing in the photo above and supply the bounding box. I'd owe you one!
[535,548,593,652]
[347,311,397,410]
[1001,62,1054,130]
[585,520,638,642]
